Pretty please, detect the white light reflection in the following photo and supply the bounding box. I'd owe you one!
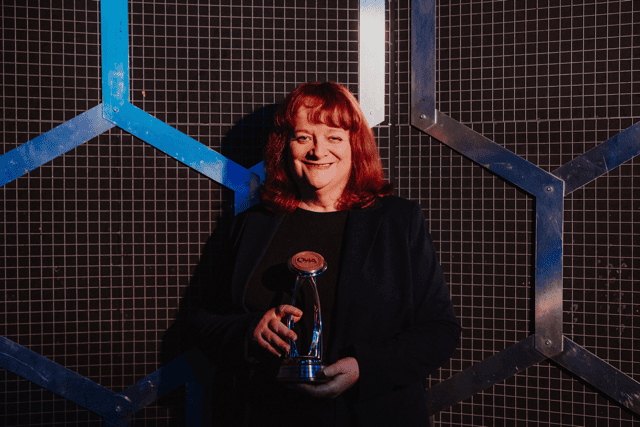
[359,0,386,128]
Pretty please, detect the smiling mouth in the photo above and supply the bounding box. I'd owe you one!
[304,163,333,169]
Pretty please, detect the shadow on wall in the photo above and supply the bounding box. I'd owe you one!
[159,105,276,424]
[221,103,278,169]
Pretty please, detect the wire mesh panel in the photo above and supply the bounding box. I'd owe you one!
[1,0,639,426]
[1,0,360,425]
[412,0,640,425]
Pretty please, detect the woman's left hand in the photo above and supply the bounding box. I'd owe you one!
[293,357,359,399]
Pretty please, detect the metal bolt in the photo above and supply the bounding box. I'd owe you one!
[115,405,122,413]
[420,114,427,119]
[113,107,119,113]
[545,340,552,346]
[546,186,553,192]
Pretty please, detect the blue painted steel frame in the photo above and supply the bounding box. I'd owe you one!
[114,102,260,207]
[411,0,640,416]
[3,0,638,422]
[0,1,386,425]
[424,111,565,358]
[552,122,640,196]
[99,0,261,214]
[411,0,436,129]
[0,336,131,426]
[0,0,258,424]
[0,104,116,187]
[1,0,261,214]
[100,0,129,120]
[0,336,214,426]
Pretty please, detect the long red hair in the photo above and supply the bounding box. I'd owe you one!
[260,81,393,213]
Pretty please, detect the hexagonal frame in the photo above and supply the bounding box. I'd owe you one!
[2,0,639,423]
[411,0,640,416]
[0,1,386,425]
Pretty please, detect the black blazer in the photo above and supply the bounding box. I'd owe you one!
[192,196,461,426]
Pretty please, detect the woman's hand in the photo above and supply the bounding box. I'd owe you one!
[294,357,360,399]
[251,305,302,357]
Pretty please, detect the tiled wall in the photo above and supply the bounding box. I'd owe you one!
[1,1,639,425]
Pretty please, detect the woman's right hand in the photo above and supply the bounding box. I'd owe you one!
[251,305,302,357]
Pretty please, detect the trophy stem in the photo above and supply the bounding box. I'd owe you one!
[307,276,322,361]
[286,276,304,358]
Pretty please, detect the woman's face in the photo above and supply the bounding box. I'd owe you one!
[288,107,352,200]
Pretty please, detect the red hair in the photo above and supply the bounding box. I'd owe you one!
[260,81,393,213]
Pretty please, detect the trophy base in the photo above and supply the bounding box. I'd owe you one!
[276,358,329,383]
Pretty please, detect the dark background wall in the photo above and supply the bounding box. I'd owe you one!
[1,0,639,425]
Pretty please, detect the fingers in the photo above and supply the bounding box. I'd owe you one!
[276,304,303,323]
[270,317,297,342]
[322,358,358,379]
[294,357,360,399]
[251,306,303,357]
[255,327,290,357]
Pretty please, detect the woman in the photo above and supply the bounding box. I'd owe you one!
[191,82,461,426]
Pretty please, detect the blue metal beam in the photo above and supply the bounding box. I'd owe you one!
[119,348,214,415]
[422,111,564,198]
[0,336,131,426]
[411,0,436,129]
[552,121,640,195]
[425,336,547,415]
[101,0,129,120]
[111,103,260,213]
[419,111,565,358]
[551,337,640,414]
[410,0,639,417]
[0,104,116,187]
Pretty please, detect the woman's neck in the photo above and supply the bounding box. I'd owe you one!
[297,198,339,212]
[297,185,346,212]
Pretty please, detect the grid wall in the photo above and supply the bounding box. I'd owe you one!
[419,0,640,426]
[1,0,639,426]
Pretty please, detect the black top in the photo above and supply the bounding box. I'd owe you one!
[244,207,349,358]
[189,196,461,427]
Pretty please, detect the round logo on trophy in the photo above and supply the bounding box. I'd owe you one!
[289,251,327,276]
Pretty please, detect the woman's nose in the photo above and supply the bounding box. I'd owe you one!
[309,139,328,157]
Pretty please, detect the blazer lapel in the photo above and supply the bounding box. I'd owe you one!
[331,201,385,354]
[230,210,283,308]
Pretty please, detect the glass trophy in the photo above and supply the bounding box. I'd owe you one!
[276,251,328,383]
